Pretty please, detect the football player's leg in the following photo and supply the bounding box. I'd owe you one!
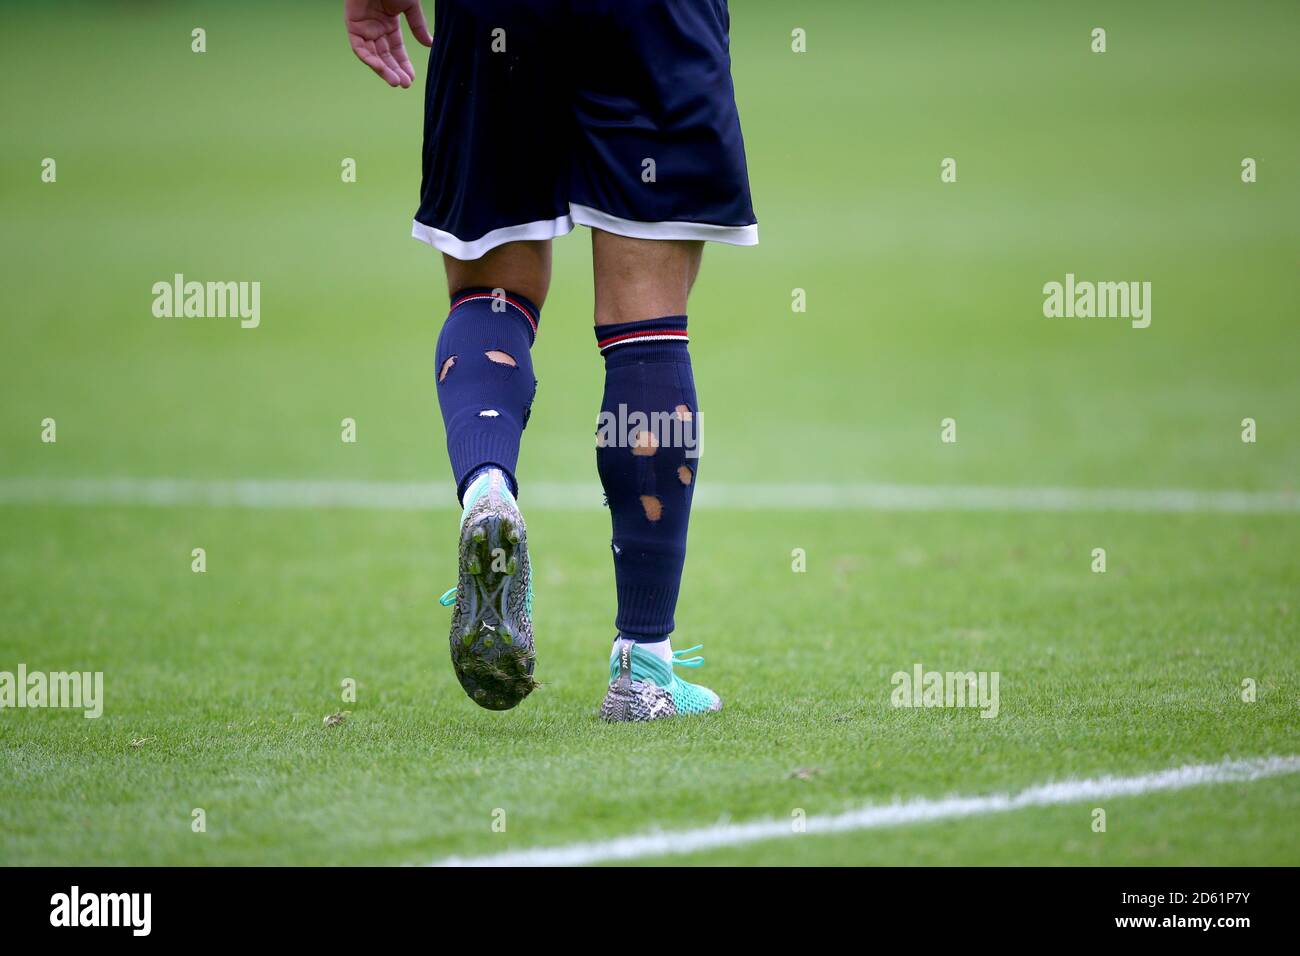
[573,0,756,720]
[591,231,720,721]
[434,241,548,711]
[414,0,570,712]
[437,241,549,503]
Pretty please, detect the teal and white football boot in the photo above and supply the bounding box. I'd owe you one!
[599,638,722,722]
[439,468,536,711]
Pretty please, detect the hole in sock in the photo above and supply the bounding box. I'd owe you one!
[677,465,694,485]
[674,404,693,422]
[439,356,456,382]
[484,350,516,367]
[631,431,658,456]
[640,495,663,521]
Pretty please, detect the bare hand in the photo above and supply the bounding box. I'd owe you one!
[345,0,433,89]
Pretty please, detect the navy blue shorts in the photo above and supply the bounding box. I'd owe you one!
[413,0,757,260]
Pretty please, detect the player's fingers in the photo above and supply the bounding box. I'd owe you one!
[372,33,412,88]
[391,40,417,85]
[349,35,402,87]
[379,48,411,88]
[374,32,414,88]
[404,1,434,47]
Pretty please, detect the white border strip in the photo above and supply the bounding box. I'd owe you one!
[411,203,758,260]
[570,203,758,246]
[411,215,574,261]
[1,478,1297,514]
[430,755,1300,866]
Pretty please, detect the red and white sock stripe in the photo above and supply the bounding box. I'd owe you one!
[597,328,689,353]
[450,292,538,337]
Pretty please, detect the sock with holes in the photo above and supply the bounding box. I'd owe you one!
[595,316,700,640]
[436,288,540,503]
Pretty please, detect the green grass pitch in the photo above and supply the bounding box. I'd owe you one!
[1,1,1297,865]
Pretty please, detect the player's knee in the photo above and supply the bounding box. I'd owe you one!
[592,234,702,326]
[442,241,552,309]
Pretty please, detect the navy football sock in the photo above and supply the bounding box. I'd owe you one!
[435,288,540,502]
[594,316,700,640]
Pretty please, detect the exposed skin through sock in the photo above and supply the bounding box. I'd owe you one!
[434,288,540,501]
[595,314,699,639]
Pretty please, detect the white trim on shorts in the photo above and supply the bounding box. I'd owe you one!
[569,204,758,246]
[412,204,758,260]
[411,215,575,261]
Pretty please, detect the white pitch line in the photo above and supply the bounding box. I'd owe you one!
[429,754,1300,867]
[1,477,1297,513]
